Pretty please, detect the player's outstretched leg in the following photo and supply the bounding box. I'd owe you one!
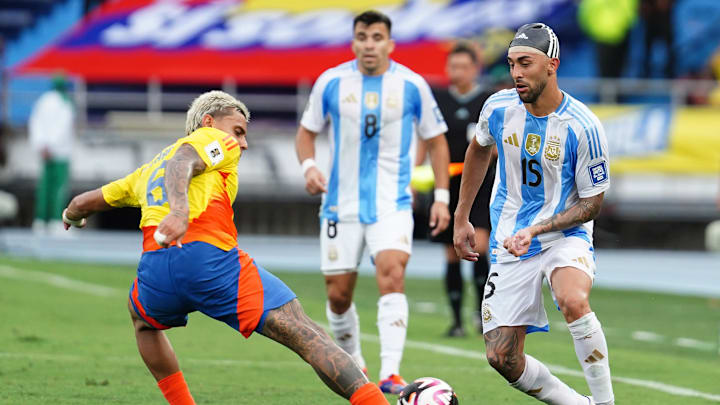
[128,301,195,405]
[552,267,614,405]
[261,298,389,405]
[485,326,590,404]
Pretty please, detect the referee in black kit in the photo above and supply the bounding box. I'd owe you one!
[420,42,497,337]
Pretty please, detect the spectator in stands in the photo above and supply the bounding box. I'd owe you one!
[29,76,74,233]
[641,0,676,78]
[578,0,638,78]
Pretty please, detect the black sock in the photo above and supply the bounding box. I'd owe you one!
[445,261,463,326]
[473,254,489,313]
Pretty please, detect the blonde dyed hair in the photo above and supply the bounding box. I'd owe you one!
[185,90,250,136]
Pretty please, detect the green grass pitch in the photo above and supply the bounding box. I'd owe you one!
[0,255,719,404]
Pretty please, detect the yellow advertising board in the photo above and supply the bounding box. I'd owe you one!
[591,105,720,174]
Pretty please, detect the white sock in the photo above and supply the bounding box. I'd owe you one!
[377,292,408,380]
[326,302,366,370]
[511,354,590,405]
[568,312,614,405]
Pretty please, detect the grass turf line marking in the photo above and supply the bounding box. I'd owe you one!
[3,264,719,401]
[348,332,720,401]
[0,265,124,297]
[632,331,665,343]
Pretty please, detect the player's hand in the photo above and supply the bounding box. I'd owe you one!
[429,201,450,236]
[304,167,327,195]
[503,227,534,257]
[155,209,189,248]
[453,219,479,261]
[62,208,87,230]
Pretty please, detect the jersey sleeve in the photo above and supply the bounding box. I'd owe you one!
[474,100,497,146]
[101,167,142,208]
[182,128,241,174]
[575,119,610,198]
[415,77,448,140]
[300,71,333,133]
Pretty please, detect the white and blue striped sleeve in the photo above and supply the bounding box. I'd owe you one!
[300,70,333,133]
[474,99,496,146]
[414,76,448,140]
[575,116,610,198]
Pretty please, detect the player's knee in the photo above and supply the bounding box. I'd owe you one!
[557,294,590,322]
[377,268,404,294]
[327,288,353,313]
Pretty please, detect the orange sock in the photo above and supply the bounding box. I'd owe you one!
[350,382,390,405]
[157,371,196,405]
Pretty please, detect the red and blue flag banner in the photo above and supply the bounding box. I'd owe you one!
[16,0,572,84]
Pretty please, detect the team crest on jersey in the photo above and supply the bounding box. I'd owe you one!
[525,133,542,156]
[364,92,379,109]
[482,303,492,323]
[544,135,561,161]
[328,245,338,261]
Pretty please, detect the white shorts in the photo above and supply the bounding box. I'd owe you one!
[481,237,596,334]
[320,210,413,274]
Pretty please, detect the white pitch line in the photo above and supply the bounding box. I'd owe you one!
[355,333,720,401]
[3,265,720,401]
[0,351,309,370]
[675,338,716,351]
[632,330,665,343]
[0,265,124,297]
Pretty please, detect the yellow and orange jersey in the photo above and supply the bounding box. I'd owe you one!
[101,127,241,252]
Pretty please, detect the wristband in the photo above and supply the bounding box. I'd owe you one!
[62,208,86,228]
[301,158,317,176]
[434,188,450,205]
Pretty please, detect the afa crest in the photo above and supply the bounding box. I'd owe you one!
[364,92,379,110]
[544,135,561,161]
[482,302,492,323]
[328,245,338,261]
[525,133,542,156]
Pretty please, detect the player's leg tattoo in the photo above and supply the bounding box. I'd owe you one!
[260,298,368,399]
[484,326,527,382]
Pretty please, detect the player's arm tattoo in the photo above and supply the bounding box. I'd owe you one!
[532,192,604,236]
[164,144,207,216]
[484,327,525,382]
[260,299,368,399]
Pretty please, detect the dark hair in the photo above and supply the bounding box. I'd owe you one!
[353,10,392,34]
[448,42,478,64]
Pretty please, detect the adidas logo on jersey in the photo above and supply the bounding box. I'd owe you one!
[504,132,520,147]
[342,94,357,104]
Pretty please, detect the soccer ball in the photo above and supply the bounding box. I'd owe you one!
[397,377,458,405]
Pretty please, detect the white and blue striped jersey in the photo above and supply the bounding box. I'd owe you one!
[301,60,448,224]
[475,89,610,263]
